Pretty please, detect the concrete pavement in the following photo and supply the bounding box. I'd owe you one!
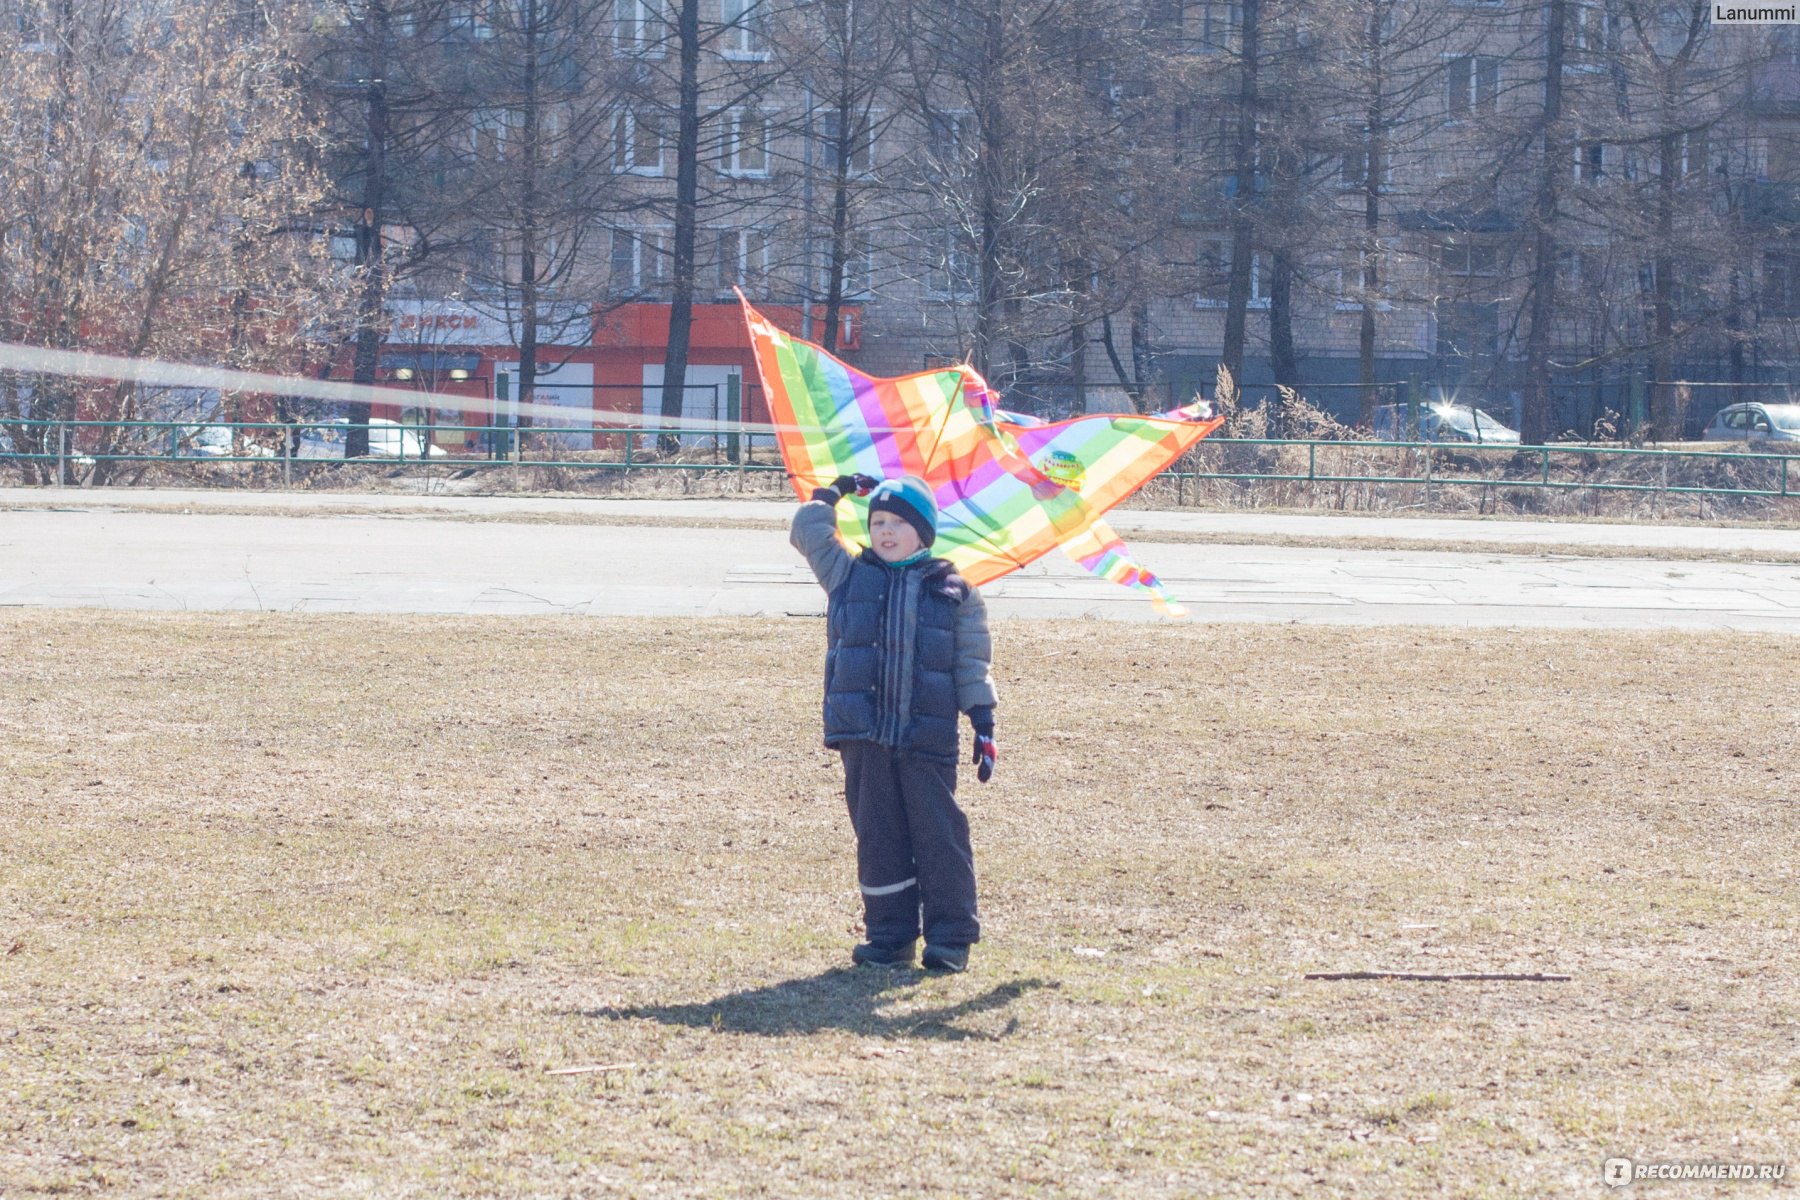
[3,488,1800,629]
[9,485,1800,553]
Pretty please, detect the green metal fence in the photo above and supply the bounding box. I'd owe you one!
[1171,437,1797,501]
[4,418,1798,504]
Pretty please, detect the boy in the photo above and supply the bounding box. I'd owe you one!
[790,473,998,973]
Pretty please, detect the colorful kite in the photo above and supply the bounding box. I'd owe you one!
[739,297,1224,615]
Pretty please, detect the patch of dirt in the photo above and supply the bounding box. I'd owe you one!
[1,614,1796,1197]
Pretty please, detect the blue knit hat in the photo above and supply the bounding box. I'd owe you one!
[868,475,938,547]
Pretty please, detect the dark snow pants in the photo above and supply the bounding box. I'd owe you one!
[840,741,980,949]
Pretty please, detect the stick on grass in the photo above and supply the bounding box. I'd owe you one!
[1304,971,1572,983]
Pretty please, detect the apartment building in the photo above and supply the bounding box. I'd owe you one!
[329,0,1800,440]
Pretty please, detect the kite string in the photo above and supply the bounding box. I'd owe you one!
[0,340,952,439]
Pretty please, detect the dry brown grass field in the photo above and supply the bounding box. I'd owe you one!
[2,613,1795,1198]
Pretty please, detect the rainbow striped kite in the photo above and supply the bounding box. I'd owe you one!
[740,298,1224,615]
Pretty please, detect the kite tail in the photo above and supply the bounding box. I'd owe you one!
[1068,522,1190,619]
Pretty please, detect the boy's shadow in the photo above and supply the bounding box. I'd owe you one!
[581,968,1055,1041]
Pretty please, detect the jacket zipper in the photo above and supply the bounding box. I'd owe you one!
[882,567,905,747]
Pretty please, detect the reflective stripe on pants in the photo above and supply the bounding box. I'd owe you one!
[841,741,979,948]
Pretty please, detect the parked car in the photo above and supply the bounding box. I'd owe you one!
[1372,402,1521,444]
[180,424,275,458]
[1700,402,1800,443]
[297,417,446,460]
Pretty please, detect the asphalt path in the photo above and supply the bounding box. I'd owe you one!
[4,488,1800,630]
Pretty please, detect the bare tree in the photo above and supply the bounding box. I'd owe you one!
[1319,0,1465,424]
[455,0,633,434]
[304,0,473,456]
[0,0,350,483]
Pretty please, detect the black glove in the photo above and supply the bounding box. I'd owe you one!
[828,473,879,500]
[968,707,996,783]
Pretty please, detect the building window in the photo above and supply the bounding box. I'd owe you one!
[610,228,668,295]
[448,1,494,38]
[1446,55,1499,119]
[818,237,875,298]
[819,109,875,174]
[1559,247,1605,290]
[1573,139,1606,183]
[929,229,977,299]
[1570,2,1615,57]
[1338,246,1378,306]
[613,0,666,54]
[1176,0,1241,52]
[1191,237,1266,306]
[720,107,769,175]
[470,108,514,162]
[720,0,767,59]
[1763,251,1800,316]
[1339,132,1392,190]
[715,228,769,294]
[1635,261,1687,310]
[926,112,973,168]
[1674,128,1710,179]
[613,110,664,174]
[1435,239,1498,277]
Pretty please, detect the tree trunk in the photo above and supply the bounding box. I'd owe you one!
[1221,0,1260,384]
[1649,129,1677,442]
[822,87,854,353]
[1100,311,1149,413]
[659,0,701,456]
[1269,249,1298,395]
[347,1,392,460]
[1358,11,1386,428]
[972,2,1006,380]
[1070,319,1088,413]
[1521,0,1567,448]
[516,0,543,434]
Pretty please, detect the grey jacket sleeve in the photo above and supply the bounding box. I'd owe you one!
[790,497,855,594]
[953,585,999,712]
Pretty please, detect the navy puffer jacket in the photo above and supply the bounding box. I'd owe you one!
[824,550,966,761]
[791,497,997,764]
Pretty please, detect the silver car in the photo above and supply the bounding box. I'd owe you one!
[1373,402,1521,444]
[1700,403,1800,443]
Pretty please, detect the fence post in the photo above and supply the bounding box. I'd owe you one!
[493,373,510,461]
[1628,371,1646,445]
[726,374,741,465]
[56,419,66,486]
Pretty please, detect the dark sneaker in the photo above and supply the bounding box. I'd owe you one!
[852,941,916,968]
[922,944,969,973]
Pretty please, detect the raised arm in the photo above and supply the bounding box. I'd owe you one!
[790,475,874,594]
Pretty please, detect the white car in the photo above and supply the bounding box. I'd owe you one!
[1700,403,1800,443]
[1373,402,1521,445]
[298,418,447,460]
[183,425,276,458]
